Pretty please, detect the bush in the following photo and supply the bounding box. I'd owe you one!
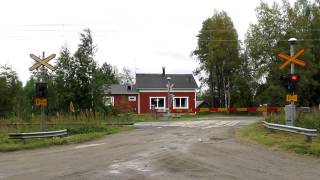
[67,126,109,135]
[266,109,320,130]
[296,110,320,131]
[265,113,285,124]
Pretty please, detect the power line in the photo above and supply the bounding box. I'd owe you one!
[18,23,119,27]
[16,29,120,33]
[199,40,240,42]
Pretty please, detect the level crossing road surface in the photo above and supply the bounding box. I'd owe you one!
[1,116,320,180]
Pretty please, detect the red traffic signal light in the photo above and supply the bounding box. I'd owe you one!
[280,74,300,93]
[290,74,299,82]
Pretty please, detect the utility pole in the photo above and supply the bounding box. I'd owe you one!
[166,77,171,118]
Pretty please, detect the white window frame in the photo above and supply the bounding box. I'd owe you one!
[173,97,189,109]
[149,97,166,109]
[103,96,114,106]
[128,96,136,101]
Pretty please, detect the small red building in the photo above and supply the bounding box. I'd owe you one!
[105,68,198,114]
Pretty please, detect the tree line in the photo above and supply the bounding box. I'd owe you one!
[193,0,320,108]
[0,29,134,118]
[1,0,319,118]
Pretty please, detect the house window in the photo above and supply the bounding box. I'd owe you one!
[128,96,136,101]
[103,96,114,106]
[150,97,165,109]
[173,97,188,109]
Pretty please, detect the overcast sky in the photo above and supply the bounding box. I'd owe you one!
[0,0,295,84]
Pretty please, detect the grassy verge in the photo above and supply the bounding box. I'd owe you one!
[108,113,199,122]
[108,112,260,122]
[238,122,320,157]
[265,109,320,130]
[0,124,131,152]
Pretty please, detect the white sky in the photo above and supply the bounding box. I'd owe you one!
[0,0,295,84]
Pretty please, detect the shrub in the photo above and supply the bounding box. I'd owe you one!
[266,109,320,130]
[265,113,285,124]
[296,110,320,131]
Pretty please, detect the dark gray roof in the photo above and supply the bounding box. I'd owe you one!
[105,84,138,94]
[196,100,210,108]
[196,101,204,108]
[136,74,198,89]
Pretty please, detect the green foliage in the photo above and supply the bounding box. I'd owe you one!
[72,29,97,110]
[245,0,320,106]
[0,124,131,152]
[0,65,24,118]
[193,0,319,107]
[296,110,320,130]
[266,109,320,130]
[67,126,109,135]
[255,84,286,106]
[54,45,75,111]
[48,29,119,114]
[193,11,254,108]
[265,113,286,124]
[239,122,320,156]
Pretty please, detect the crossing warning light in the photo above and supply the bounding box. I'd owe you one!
[35,83,48,98]
[280,74,299,93]
[290,74,299,81]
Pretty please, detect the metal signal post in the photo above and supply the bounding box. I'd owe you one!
[278,37,307,126]
[30,51,56,130]
[289,38,297,74]
[286,38,297,126]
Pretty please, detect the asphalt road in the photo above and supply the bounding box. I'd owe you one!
[1,116,320,180]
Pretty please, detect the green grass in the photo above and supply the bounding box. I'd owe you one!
[108,113,199,122]
[296,110,320,130]
[0,121,131,152]
[239,122,320,157]
[108,112,260,122]
[265,109,320,131]
[0,112,261,152]
[265,113,286,124]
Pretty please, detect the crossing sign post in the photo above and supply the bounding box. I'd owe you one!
[278,38,306,126]
[29,52,56,130]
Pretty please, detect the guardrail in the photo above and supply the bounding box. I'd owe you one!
[8,129,67,140]
[263,121,317,142]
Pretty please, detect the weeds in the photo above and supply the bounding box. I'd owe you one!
[0,115,131,152]
[239,122,320,156]
[265,109,320,130]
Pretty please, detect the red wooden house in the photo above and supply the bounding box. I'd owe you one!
[105,68,198,114]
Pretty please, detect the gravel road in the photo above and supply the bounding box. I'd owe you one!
[1,117,320,180]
